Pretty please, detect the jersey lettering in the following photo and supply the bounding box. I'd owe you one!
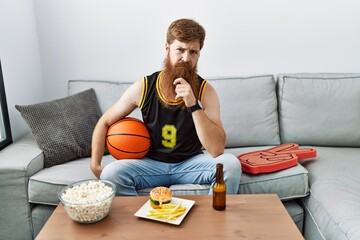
[162,124,177,148]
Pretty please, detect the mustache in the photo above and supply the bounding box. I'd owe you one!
[172,61,193,79]
[174,61,192,68]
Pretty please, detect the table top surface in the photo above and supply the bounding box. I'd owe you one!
[36,194,304,240]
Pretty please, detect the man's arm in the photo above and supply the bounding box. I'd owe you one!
[191,83,226,157]
[174,78,226,157]
[90,79,143,178]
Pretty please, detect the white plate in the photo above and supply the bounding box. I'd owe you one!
[134,197,195,225]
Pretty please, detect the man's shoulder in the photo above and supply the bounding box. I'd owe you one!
[197,74,205,82]
[146,71,161,78]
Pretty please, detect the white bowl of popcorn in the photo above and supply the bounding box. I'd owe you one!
[58,179,116,223]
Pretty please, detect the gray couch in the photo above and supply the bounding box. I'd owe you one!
[1,73,359,240]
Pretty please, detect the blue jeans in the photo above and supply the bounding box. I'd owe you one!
[100,153,241,196]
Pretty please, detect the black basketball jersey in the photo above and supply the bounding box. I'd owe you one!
[138,71,208,163]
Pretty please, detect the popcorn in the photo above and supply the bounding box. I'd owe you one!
[60,180,115,223]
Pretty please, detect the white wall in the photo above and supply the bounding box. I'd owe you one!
[2,0,360,140]
[0,0,44,141]
[33,0,360,99]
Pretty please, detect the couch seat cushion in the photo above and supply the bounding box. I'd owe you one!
[29,146,309,205]
[226,146,309,200]
[137,184,211,196]
[28,155,115,205]
[284,200,304,233]
[301,147,360,240]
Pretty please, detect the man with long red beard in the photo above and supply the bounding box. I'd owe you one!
[91,18,241,196]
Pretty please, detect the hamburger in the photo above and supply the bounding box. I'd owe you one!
[149,186,172,209]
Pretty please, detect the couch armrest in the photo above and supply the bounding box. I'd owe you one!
[0,133,44,240]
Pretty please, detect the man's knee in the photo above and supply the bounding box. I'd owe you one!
[101,161,130,180]
[216,153,241,172]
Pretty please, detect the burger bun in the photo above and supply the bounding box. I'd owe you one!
[150,186,172,209]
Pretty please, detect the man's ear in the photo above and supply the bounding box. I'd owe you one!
[165,43,170,53]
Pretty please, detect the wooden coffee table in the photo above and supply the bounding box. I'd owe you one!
[36,194,303,240]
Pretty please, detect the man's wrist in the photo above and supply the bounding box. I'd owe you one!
[187,100,203,113]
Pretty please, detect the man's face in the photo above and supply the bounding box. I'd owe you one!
[166,39,201,68]
[160,39,201,107]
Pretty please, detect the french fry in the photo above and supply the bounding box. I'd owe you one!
[146,202,187,222]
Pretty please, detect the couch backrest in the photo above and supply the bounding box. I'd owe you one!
[68,80,142,119]
[207,76,280,147]
[70,73,360,148]
[68,76,282,148]
[277,73,360,147]
[68,75,280,147]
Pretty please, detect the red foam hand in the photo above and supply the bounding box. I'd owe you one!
[237,143,316,174]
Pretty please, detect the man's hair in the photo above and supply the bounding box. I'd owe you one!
[166,18,206,50]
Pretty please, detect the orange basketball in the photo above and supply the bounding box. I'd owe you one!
[106,117,151,160]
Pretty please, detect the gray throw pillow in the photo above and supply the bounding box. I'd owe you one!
[16,88,102,168]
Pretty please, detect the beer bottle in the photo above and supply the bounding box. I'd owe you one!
[213,163,226,211]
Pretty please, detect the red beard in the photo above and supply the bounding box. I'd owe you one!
[160,57,200,108]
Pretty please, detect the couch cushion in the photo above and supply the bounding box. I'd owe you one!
[226,146,309,200]
[28,155,115,205]
[68,77,280,147]
[68,80,142,119]
[138,184,210,196]
[208,76,280,147]
[283,200,304,233]
[301,146,360,240]
[239,165,308,200]
[29,146,309,205]
[277,73,360,146]
[15,88,102,168]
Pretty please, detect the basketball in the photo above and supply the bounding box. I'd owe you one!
[106,117,151,160]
